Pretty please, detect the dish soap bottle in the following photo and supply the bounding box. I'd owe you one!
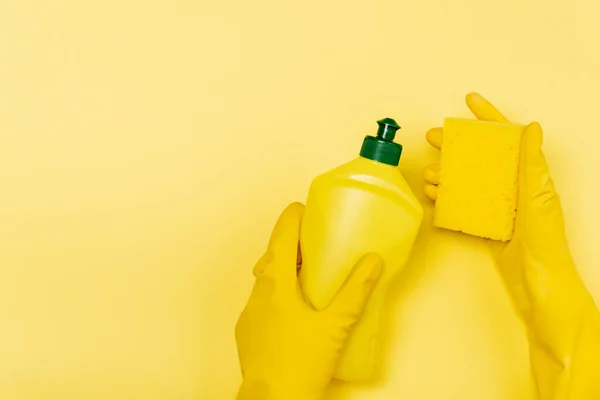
[299,118,423,382]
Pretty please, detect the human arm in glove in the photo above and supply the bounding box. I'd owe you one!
[235,202,382,400]
[423,93,600,399]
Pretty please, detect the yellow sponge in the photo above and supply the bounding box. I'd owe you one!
[434,118,524,241]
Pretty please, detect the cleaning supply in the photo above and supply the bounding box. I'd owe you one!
[299,118,423,382]
[433,118,524,241]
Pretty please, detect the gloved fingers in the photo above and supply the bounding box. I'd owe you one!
[252,251,273,277]
[423,163,441,185]
[518,122,557,204]
[326,253,382,320]
[423,130,442,203]
[465,92,510,123]
[263,202,305,286]
[424,184,438,202]
[426,128,443,150]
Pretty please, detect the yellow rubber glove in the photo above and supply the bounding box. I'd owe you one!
[235,202,382,400]
[423,93,600,399]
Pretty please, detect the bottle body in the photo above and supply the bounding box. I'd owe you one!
[299,156,423,381]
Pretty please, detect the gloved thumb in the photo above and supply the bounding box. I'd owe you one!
[516,122,573,261]
[519,122,557,207]
[327,253,382,320]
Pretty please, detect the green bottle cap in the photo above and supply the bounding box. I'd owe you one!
[359,118,403,166]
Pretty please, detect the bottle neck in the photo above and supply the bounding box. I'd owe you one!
[359,136,403,166]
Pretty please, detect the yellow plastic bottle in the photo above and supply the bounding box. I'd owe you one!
[299,118,423,382]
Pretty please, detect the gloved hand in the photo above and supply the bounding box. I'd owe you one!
[235,202,382,400]
[423,92,600,399]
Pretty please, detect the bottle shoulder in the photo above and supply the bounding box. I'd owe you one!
[311,157,423,215]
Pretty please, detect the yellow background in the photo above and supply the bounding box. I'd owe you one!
[1,0,599,399]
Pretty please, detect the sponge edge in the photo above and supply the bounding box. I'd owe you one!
[433,118,524,241]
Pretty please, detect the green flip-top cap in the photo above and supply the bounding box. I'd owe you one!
[359,117,403,166]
